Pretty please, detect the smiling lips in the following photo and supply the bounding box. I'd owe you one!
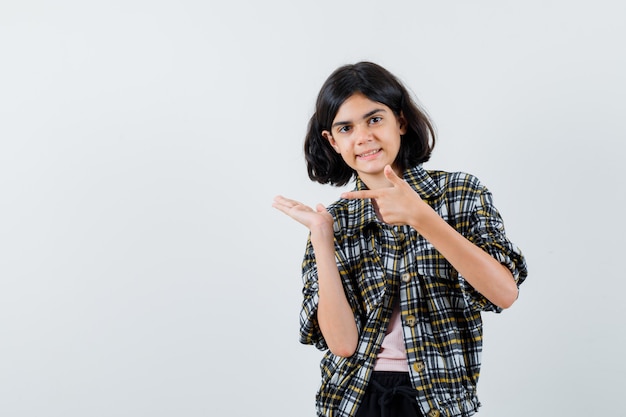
[357,148,382,159]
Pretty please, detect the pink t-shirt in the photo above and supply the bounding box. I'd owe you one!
[373,303,409,372]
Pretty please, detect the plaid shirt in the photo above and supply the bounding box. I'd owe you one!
[299,164,528,417]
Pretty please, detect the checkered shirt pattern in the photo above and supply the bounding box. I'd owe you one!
[298,164,528,417]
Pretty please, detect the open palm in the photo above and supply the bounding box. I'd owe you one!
[272,195,333,231]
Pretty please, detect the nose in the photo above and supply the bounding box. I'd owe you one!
[354,123,373,145]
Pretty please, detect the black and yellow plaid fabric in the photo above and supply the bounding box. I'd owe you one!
[299,164,528,417]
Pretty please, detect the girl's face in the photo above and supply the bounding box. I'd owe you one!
[322,93,406,188]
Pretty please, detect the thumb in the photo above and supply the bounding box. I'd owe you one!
[384,165,403,185]
[315,203,328,213]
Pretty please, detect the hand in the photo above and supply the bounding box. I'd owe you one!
[272,195,334,232]
[341,165,426,226]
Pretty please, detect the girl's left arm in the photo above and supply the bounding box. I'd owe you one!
[408,203,519,309]
[342,166,519,310]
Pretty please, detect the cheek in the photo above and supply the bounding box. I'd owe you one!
[337,151,356,167]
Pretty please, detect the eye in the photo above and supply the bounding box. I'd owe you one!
[337,125,352,134]
[369,116,382,125]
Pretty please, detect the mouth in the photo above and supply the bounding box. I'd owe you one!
[357,148,382,159]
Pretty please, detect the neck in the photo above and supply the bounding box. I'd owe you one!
[360,168,402,190]
[361,175,391,190]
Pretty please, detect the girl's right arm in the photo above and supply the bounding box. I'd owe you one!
[273,196,359,357]
[308,224,359,357]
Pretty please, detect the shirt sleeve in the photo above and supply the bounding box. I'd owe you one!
[455,177,528,313]
[298,233,365,351]
[299,237,328,350]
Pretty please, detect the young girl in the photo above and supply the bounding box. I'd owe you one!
[273,62,527,417]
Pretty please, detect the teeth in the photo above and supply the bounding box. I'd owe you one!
[360,149,379,157]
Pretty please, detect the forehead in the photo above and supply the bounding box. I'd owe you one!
[333,93,389,121]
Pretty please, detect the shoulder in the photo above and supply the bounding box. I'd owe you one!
[325,197,352,219]
[324,195,374,238]
[326,197,356,229]
[402,165,486,202]
[425,169,486,194]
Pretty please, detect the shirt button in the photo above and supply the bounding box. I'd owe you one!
[427,410,440,417]
[401,273,411,283]
[397,232,405,241]
[412,360,426,373]
[404,315,416,327]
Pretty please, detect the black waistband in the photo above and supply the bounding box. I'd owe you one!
[369,371,416,417]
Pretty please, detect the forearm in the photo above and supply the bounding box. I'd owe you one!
[310,228,359,357]
[411,203,518,309]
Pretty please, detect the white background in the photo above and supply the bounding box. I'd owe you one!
[1,1,624,416]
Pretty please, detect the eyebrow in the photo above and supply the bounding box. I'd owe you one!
[332,108,387,128]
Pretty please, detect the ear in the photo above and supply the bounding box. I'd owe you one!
[322,130,340,153]
[398,113,408,135]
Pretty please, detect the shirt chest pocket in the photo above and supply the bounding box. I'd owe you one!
[348,237,387,315]
[413,237,455,284]
[356,266,387,315]
[412,238,467,314]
